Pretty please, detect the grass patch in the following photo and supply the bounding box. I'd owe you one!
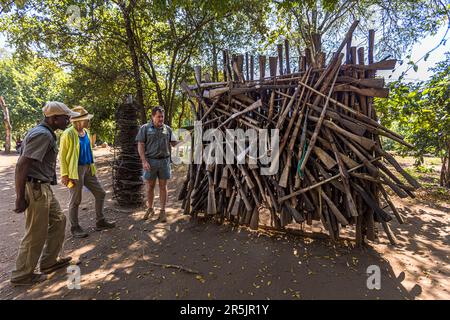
[389,155,449,204]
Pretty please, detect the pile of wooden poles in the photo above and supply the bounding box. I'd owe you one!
[178,21,420,245]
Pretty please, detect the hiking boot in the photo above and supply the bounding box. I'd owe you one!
[71,225,88,238]
[40,257,72,274]
[158,210,167,223]
[10,273,47,287]
[95,219,116,231]
[143,207,155,220]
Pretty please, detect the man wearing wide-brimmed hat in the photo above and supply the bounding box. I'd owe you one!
[59,106,115,238]
[11,101,77,286]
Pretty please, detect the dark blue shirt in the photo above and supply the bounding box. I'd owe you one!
[78,132,93,165]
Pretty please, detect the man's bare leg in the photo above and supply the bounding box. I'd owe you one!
[143,179,157,220]
[158,179,167,222]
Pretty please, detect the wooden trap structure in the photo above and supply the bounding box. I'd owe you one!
[178,21,420,245]
[113,96,144,207]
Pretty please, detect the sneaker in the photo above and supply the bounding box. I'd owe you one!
[158,210,167,223]
[95,219,116,231]
[143,207,155,220]
[71,225,88,238]
[40,257,72,274]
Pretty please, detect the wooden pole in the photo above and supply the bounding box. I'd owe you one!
[284,39,291,74]
[258,55,266,80]
[245,52,249,81]
[250,55,254,81]
[277,44,283,75]
[269,56,278,78]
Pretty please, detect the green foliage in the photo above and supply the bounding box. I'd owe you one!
[0,55,70,141]
[0,0,448,148]
[272,0,449,60]
[375,52,450,164]
[0,0,267,142]
[415,164,434,174]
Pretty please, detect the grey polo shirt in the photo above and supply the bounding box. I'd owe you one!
[20,123,58,183]
[135,122,177,159]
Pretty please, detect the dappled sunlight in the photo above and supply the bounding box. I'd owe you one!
[128,240,147,251]
[0,149,447,300]
[146,226,170,244]
[69,244,96,258]
[373,194,449,300]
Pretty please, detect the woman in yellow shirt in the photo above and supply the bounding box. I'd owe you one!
[60,106,115,238]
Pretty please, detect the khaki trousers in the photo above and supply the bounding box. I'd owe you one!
[68,165,106,228]
[11,182,66,281]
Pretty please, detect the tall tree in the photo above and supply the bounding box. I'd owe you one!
[0,96,12,153]
[272,0,449,63]
[0,0,266,125]
[0,55,70,140]
[375,53,450,187]
[129,0,267,124]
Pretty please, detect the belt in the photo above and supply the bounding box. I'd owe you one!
[27,177,50,184]
[149,156,170,160]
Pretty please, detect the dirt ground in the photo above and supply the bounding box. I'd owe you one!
[0,149,448,300]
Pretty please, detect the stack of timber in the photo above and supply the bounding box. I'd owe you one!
[178,21,420,245]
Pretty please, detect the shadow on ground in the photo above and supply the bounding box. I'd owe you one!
[0,151,445,300]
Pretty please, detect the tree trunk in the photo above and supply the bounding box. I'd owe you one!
[311,32,322,62]
[440,142,450,188]
[122,4,146,124]
[0,96,12,153]
[140,51,166,112]
[178,93,186,129]
[210,22,219,83]
[212,41,219,82]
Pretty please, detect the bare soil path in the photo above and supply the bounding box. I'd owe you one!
[0,149,448,299]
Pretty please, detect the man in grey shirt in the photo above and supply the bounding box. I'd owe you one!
[136,107,178,222]
[11,101,79,286]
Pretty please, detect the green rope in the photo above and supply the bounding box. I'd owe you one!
[297,141,308,178]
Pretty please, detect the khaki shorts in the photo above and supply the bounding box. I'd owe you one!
[143,158,171,180]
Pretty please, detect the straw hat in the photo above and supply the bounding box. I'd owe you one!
[70,106,94,122]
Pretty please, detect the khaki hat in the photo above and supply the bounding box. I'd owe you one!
[70,106,94,122]
[42,101,80,118]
